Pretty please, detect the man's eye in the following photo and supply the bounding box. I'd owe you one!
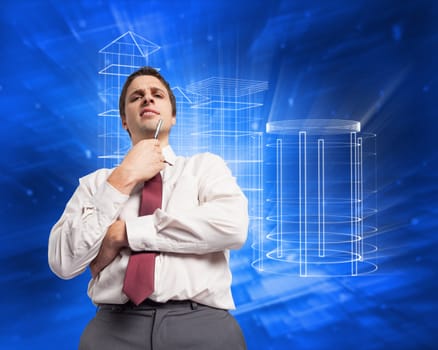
[154,94,163,98]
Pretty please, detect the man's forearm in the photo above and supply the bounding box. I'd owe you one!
[90,243,119,278]
[107,167,138,195]
[90,220,128,278]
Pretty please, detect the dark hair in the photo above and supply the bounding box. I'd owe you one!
[119,66,177,118]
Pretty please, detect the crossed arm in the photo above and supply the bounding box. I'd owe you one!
[48,143,248,280]
[89,220,127,278]
[90,139,164,277]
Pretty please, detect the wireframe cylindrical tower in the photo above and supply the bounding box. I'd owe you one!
[253,119,377,276]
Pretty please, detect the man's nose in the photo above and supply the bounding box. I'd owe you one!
[142,93,154,105]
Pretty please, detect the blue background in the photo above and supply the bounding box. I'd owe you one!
[1,0,437,349]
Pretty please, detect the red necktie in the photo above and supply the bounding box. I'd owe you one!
[123,173,162,305]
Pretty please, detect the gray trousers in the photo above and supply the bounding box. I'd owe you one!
[79,300,247,350]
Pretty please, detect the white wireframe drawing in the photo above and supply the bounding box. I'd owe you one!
[259,119,378,276]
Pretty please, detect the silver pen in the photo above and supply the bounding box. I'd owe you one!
[153,119,171,165]
[154,119,163,139]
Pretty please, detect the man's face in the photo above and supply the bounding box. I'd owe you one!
[122,75,175,145]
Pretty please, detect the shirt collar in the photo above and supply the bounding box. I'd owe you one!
[162,145,176,166]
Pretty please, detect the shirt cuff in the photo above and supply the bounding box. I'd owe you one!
[125,214,157,251]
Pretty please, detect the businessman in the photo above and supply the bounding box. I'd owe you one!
[48,66,248,349]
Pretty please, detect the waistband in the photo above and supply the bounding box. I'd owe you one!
[99,299,201,311]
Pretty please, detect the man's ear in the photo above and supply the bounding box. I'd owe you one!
[121,116,131,138]
[121,116,128,130]
[171,116,176,125]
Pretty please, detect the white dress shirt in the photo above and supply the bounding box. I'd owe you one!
[48,146,248,310]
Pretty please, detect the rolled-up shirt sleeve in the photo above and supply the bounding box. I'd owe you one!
[48,170,129,279]
[125,153,249,254]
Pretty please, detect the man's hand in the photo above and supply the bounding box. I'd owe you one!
[107,139,165,195]
[90,220,128,278]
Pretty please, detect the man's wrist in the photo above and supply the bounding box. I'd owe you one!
[107,166,138,195]
[106,220,128,249]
